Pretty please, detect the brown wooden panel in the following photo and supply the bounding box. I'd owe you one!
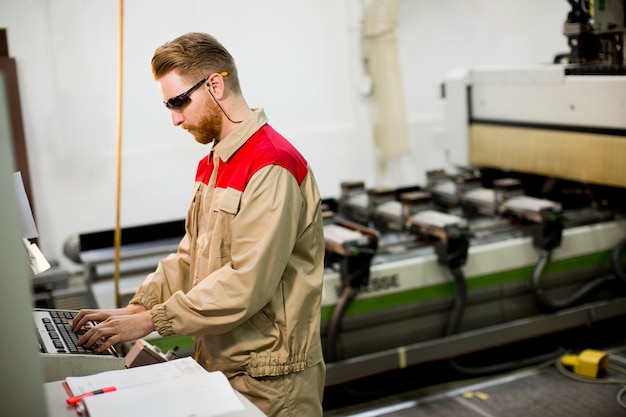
[0,28,36,234]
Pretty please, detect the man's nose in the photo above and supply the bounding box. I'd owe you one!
[171,111,184,126]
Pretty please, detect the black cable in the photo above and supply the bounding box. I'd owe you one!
[531,249,616,311]
[450,347,566,376]
[612,236,626,282]
[531,249,551,295]
[325,286,357,363]
[444,266,467,336]
[207,87,243,124]
[449,234,624,376]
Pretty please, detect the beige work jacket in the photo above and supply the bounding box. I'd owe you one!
[130,108,325,378]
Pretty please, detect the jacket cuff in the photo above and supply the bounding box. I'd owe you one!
[151,304,175,337]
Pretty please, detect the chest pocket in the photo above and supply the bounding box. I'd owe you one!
[206,187,242,262]
[216,187,242,215]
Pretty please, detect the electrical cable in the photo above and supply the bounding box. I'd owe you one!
[449,233,626,377]
[324,237,376,364]
[612,235,626,282]
[207,87,243,124]
[441,243,568,378]
[450,347,566,376]
[325,285,357,363]
[444,266,467,337]
[530,249,617,311]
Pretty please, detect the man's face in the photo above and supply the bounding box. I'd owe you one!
[158,71,222,144]
[184,98,222,145]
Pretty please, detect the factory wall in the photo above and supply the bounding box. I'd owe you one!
[0,0,570,271]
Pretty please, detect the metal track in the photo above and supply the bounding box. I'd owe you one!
[325,296,626,386]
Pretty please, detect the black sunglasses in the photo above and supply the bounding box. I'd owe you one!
[163,72,229,111]
[163,76,208,111]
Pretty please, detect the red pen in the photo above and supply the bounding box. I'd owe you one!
[66,386,117,405]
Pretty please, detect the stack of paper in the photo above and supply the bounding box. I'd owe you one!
[65,357,245,417]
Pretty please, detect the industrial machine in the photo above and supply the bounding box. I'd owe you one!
[321,0,626,387]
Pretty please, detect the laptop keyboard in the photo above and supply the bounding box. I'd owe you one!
[36,309,112,355]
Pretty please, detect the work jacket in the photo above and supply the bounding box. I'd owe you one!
[130,108,325,378]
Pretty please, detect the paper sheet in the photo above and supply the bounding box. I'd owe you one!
[13,171,38,240]
[23,239,51,274]
[66,357,245,417]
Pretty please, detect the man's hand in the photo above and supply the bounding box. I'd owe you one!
[76,311,156,353]
[71,304,146,333]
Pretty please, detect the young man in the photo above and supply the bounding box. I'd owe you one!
[72,32,326,417]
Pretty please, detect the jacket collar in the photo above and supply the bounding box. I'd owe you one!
[212,108,268,162]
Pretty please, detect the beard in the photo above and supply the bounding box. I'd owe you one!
[184,100,222,145]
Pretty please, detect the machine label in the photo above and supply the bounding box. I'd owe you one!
[361,274,401,294]
[333,274,401,297]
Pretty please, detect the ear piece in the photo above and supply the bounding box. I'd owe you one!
[206,80,215,94]
[205,72,243,124]
[206,84,216,99]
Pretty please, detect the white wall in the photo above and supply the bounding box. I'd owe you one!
[0,0,570,270]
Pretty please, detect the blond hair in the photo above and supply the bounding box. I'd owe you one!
[151,32,241,94]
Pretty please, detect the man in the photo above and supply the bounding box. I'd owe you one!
[72,32,326,417]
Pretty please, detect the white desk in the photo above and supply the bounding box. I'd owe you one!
[44,380,266,417]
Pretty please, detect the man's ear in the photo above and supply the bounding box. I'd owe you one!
[206,73,225,99]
